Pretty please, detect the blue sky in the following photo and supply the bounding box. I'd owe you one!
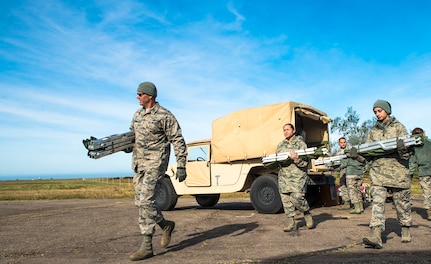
[1,0,430,180]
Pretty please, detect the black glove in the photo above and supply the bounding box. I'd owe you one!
[176,167,187,182]
[82,136,97,150]
[349,147,358,159]
[123,147,133,153]
[396,139,407,153]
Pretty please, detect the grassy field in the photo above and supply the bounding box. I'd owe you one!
[0,176,423,200]
[0,178,135,200]
[0,178,249,200]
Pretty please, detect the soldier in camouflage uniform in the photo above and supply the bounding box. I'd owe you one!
[337,137,351,210]
[338,136,367,214]
[409,127,431,221]
[276,123,314,232]
[362,100,412,249]
[129,82,187,261]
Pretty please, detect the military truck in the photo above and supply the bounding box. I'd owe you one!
[157,101,336,214]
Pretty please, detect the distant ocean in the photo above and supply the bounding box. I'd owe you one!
[0,172,133,181]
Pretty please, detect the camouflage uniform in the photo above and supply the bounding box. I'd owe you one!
[409,136,431,211]
[130,103,187,236]
[339,156,366,204]
[276,135,310,217]
[366,117,411,231]
[337,149,350,204]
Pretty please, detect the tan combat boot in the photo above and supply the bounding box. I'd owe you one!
[159,220,175,248]
[304,211,314,229]
[427,209,431,221]
[363,226,383,249]
[283,217,296,232]
[401,226,412,243]
[338,201,351,210]
[350,203,362,214]
[359,202,364,212]
[130,235,154,261]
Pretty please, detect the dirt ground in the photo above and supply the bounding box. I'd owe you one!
[1,195,431,264]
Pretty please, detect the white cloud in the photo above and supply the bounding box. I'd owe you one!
[1,0,431,179]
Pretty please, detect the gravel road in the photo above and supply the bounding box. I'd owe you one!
[1,196,430,263]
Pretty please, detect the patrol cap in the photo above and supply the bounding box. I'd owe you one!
[373,100,391,115]
[137,82,157,97]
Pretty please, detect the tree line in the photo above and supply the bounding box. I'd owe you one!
[330,107,376,154]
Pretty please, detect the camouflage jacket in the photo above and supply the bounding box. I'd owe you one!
[366,117,410,188]
[130,103,187,174]
[409,136,431,177]
[339,156,366,176]
[276,135,309,193]
[336,149,347,177]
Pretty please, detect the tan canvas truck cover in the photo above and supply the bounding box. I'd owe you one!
[211,101,331,163]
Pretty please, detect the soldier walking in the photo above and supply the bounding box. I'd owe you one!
[276,123,314,232]
[409,127,431,221]
[338,136,367,214]
[337,137,352,210]
[362,100,412,249]
[129,82,187,261]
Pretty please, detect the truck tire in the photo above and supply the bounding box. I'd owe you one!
[195,194,220,207]
[250,174,283,214]
[155,176,178,211]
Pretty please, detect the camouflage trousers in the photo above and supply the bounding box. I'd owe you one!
[369,185,412,230]
[133,169,164,236]
[281,192,310,217]
[419,175,431,210]
[339,172,350,202]
[346,174,363,204]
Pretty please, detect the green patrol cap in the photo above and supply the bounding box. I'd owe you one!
[137,82,157,97]
[373,100,391,115]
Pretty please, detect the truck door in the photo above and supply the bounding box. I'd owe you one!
[185,144,211,187]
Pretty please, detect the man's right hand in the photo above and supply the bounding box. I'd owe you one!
[123,147,133,153]
[349,147,358,158]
